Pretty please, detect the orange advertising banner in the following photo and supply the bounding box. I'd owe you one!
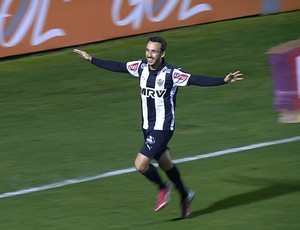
[0,0,299,58]
[282,0,300,12]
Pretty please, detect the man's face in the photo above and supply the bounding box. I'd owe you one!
[145,41,165,70]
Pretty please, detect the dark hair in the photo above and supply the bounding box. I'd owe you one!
[147,36,167,52]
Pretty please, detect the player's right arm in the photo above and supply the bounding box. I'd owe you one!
[74,49,128,73]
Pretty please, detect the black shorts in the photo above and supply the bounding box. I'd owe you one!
[139,129,174,160]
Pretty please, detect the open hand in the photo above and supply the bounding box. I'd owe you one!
[224,71,244,83]
[74,49,92,61]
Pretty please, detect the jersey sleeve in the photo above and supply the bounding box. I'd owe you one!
[172,68,191,86]
[91,58,128,73]
[126,60,143,78]
[188,74,226,86]
[172,67,226,87]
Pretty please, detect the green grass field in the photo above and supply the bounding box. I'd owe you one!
[0,11,300,229]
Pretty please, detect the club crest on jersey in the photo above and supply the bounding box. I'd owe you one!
[140,87,167,98]
[173,71,190,83]
[157,78,164,87]
[128,62,139,71]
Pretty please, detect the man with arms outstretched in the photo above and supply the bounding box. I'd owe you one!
[74,36,243,219]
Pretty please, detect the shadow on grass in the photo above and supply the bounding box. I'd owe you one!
[189,179,300,219]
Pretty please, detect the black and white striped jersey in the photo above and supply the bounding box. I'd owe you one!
[91,57,226,131]
[127,59,192,131]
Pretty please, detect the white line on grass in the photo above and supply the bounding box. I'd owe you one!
[1,136,300,199]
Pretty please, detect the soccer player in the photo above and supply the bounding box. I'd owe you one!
[74,36,243,219]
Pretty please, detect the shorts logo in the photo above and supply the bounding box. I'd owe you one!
[145,135,155,150]
[128,62,139,71]
[146,135,155,145]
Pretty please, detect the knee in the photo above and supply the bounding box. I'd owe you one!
[159,161,173,171]
[157,149,173,171]
[134,158,148,174]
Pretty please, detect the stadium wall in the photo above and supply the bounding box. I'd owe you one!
[1,0,299,58]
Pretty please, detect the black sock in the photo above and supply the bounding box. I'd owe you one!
[142,164,166,189]
[166,165,188,200]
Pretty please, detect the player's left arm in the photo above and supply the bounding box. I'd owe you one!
[188,71,243,86]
